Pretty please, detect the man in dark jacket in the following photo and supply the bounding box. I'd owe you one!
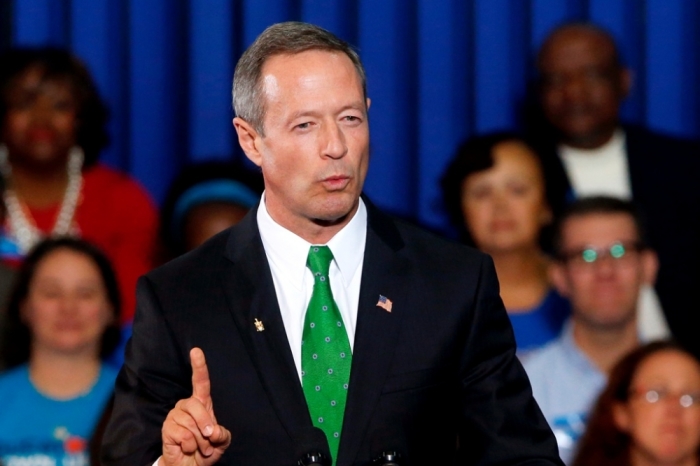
[530,22,700,358]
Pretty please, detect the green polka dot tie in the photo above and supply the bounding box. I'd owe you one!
[302,246,352,464]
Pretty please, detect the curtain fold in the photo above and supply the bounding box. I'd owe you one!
[6,0,699,234]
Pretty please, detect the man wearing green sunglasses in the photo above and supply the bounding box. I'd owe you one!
[522,196,659,465]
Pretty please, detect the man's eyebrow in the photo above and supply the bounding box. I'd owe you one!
[342,102,367,111]
[286,103,366,122]
[287,109,320,121]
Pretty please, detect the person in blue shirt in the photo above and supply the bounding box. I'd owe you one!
[0,237,121,466]
[442,132,570,354]
[522,196,659,464]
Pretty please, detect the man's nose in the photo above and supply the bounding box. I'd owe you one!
[592,254,618,276]
[322,122,347,159]
[562,75,587,102]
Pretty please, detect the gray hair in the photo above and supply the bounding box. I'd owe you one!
[232,21,367,135]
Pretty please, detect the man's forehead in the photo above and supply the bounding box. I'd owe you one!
[561,212,638,244]
[261,73,281,100]
[261,49,347,72]
[259,50,362,102]
[539,27,617,69]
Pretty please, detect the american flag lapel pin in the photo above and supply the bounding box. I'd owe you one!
[376,295,393,312]
[254,318,265,332]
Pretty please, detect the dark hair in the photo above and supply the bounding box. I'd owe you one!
[572,340,700,466]
[158,159,264,261]
[233,21,366,135]
[440,132,554,246]
[552,196,649,258]
[0,47,109,166]
[0,237,121,367]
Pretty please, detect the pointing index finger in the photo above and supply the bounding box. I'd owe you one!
[190,347,212,406]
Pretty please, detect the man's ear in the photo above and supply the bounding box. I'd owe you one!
[233,117,263,167]
[549,261,571,298]
[640,249,659,286]
[619,68,633,100]
[366,98,371,111]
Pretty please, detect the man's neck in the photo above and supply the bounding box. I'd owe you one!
[572,317,639,375]
[560,126,619,150]
[264,198,359,245]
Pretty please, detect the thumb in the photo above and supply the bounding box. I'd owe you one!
[190,347,212,407]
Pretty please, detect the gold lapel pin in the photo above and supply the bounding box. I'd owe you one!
[254,318,265,332]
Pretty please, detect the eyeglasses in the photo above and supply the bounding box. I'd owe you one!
[630,388,700,408]
[558,241,644,267]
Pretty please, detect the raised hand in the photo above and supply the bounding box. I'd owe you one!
[161,348,231,465]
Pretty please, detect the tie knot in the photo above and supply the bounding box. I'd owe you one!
[307,245,334,276]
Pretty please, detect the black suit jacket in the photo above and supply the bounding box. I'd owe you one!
[535,125,700,358]
[102,200,562,465]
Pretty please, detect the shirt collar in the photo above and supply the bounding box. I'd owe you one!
[256,192,367,291]
[560,320,603,377]
[559,128,626,158]
[561,317,644,378]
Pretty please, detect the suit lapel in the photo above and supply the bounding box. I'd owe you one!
[623,125,650,203]
[337,203,409,466]
[219,211,313,443]
[218,203,410,464]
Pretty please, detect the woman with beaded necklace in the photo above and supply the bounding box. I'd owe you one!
[0,47,157,325]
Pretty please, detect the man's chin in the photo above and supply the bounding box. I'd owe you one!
[310,198,360,227]
[557,123,616,149]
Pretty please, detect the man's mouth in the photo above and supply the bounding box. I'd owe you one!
[322,175,351,190]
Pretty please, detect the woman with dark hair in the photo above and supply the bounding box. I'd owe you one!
[441,132,569,353]
[0,47,157,323]
[0,237,120,464]
[573,341,700,466]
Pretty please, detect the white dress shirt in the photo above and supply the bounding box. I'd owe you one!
[257,194,367,380]
[559,129,632,200]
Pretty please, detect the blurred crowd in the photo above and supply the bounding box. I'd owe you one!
[0,21,699,466]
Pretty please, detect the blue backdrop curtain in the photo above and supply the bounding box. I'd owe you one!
[5,0,700,235]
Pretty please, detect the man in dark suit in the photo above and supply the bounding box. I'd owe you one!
[102,22,562,466]
[530,23,700,358]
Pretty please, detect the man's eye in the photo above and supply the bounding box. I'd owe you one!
[296,122,311,130]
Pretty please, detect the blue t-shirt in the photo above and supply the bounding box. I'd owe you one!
[0,364,117,466]
[509,288,570,354]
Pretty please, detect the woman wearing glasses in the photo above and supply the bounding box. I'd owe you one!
[573,341,700,466]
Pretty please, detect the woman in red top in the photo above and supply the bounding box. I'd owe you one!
[0,47,156,324]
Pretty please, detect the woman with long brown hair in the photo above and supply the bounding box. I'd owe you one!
[574,341,700,466]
